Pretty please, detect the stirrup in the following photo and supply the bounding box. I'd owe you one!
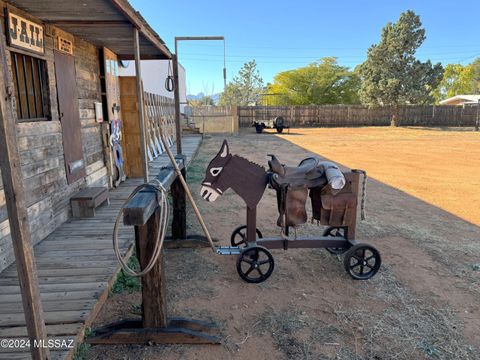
[281,226,297,241]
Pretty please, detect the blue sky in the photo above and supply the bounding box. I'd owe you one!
[131,0,480,95]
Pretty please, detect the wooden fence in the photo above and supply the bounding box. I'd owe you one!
[143,92,176,160]
[238,104,480,128]
[189,105,239,134]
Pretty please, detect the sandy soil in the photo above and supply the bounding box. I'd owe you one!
[280,127,480,226]
[86,128,480,360]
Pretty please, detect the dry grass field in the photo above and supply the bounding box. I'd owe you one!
[280,127,480,226]
[88,128,480,360]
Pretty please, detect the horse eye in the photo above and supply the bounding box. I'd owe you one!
[210,167,222,176]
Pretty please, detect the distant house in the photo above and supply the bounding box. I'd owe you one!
[440,95,480,106]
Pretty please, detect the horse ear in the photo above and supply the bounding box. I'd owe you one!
[219,140,229,158]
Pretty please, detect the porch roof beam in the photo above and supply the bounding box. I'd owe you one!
[134,27,148,183]
[4,0,172,59]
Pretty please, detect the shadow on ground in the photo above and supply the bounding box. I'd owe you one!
[87,131,479,360]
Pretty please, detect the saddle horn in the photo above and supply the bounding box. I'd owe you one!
[267,154,285,176]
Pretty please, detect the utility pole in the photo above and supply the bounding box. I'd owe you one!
[223,39,227,92]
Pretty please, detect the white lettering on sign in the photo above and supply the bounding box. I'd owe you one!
[58,36,73,55]
[7,11,44,55]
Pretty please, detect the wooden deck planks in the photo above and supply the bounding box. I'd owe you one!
[0,136,201,359]
[0,323,81,338]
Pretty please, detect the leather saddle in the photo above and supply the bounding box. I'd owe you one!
[268,155,328,189]
[267,154,354,228]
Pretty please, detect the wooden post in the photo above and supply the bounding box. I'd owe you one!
[246,206,257,244]
[346,172,360,241]
[88,164,219,345]
[135,207,167,328]
[231,105,238,134]
[171,155,187,240]
[172,54,182,154]
[476,100,479,131]
[172,44,186,241]
[133,27,149,183]
[0,24,49,360]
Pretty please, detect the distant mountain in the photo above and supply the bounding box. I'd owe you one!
[187,92,221,104]
[186,92,205,100]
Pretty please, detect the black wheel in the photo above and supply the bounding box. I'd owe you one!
[323,226,348,255]
[343,244,381,280]
[276,126,284,133]
[236,246,274,283]
[274,116,285,127]
[255,124,263,133]
[230,225,263,247]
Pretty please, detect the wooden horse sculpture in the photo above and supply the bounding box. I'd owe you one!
[201,140,351,230]
[201,140,381,283]
[200,140,268,209]
[200,140,269,245]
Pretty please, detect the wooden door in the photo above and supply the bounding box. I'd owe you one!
[103,47,126,186]
[54,50,85,184]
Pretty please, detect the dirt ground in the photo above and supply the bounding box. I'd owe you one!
[87,127,480,360]
[279,127,480,227]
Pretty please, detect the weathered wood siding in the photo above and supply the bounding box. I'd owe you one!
[238,105,479,128]
[0,6,108,273]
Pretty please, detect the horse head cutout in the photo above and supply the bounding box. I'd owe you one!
[201,140,268,209]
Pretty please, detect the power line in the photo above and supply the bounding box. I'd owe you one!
[179,51,480,60]
[175,42,480,51]
[457,53,480,63]
[180,54,479,65]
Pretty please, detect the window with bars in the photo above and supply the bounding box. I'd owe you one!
[10,52,50,121]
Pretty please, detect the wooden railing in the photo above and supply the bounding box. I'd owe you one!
[143,92,177,161]
[122,157,185,328]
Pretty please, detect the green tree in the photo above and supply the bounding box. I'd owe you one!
[432,58,480,102]
[358,10,443,125]
[267,57,360,105]
[470,58,480,94]
[219,60,264,106]
[433,64,471,102]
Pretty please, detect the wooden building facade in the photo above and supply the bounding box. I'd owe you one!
[0,0,172,273]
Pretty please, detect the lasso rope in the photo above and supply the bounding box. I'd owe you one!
[113,180,169,277]
[352,169,367,220]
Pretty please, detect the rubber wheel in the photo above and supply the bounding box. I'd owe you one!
[231,225,263,247]
[322,226,348,255]
[343,244,381,280]
[274,116,285,127]
[236,246,274,283]
[276,127,284,133]
[255,124,263,133]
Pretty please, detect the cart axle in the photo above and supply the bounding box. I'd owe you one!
[216,246,242,255]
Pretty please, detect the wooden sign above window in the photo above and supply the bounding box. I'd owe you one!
[7,10,45,55]
[57,36,73,55]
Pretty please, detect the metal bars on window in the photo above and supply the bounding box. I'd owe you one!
[10,52,49,121]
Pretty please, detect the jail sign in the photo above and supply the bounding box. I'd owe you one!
[7,11,44,55]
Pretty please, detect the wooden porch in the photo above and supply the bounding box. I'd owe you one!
[0,135,201,360]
